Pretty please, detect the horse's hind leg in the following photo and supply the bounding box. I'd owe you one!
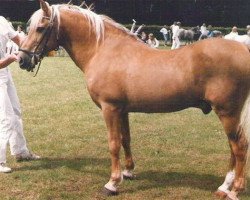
[215,115,248,200]
[215,140,236,198]
[120,113,135,179]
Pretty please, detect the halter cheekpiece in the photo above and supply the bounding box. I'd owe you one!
[19,6,59,76]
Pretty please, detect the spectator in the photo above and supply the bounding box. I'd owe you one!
[246,25,250,36]
[140,31,147,43]
[171,21,181,49]
[199,23,208,40]
[224,26,238,40]
[146,33,159,48]
[207,25,214,38]
[16,25,25,37]
[160,25,169,46]
[130,19,145,36]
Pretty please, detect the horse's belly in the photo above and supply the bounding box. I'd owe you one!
[126,97,198,113]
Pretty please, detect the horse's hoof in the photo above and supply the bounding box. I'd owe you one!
[102,187,118,196]
[123,174,136,180]
[226,192,239,200]
[122,170,136,180]
[214,190,228,199]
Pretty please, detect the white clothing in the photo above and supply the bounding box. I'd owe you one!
[0,16,29,164]
[171,25,181,49]
[172,25,180,39]
[160,27,168,35]
[147,38,159,48]
[6,31,26,55]
[171,36,181,49]
[224,32,238,40]
[224,32,250,45]
[200,25,207,35]
[6,40,18,55]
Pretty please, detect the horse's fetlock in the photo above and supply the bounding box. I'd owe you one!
[233,178,246,192]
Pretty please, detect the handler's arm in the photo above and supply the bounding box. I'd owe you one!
[0,54,18,69]
[11,34,24,47]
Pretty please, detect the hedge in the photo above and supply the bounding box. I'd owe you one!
[12,21,248,40]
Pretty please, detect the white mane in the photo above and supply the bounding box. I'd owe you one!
[28,4,134,44]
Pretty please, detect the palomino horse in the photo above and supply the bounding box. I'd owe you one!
[18,1,250,199]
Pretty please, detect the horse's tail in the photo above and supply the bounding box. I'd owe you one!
[239,92,250,173]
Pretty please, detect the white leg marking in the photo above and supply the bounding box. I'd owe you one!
[122,169,134,178]
[104,180,118,192]
[218,170,235,194]
[104,173,123,192]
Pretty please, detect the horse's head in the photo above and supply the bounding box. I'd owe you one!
[19,0,59,72]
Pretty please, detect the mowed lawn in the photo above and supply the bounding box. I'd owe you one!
[1,56,249,200]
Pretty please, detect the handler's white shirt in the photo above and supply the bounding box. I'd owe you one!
[0,16,17,76]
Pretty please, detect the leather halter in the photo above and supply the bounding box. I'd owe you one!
[19,7,59,76]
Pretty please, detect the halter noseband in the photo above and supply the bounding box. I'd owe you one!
[19,7,59,76]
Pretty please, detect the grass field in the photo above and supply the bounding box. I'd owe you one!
[1,56,249,200]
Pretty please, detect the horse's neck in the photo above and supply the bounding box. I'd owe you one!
[58,10,100,72]
[58,10,137,72]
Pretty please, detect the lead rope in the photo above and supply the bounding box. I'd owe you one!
[33,60,42,77]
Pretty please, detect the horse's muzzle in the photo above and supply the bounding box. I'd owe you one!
[19,54,39,72]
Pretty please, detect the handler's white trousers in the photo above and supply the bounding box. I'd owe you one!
[0,68,28,163]
[171,37,181,49]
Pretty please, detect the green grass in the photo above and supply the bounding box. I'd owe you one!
[1,56,249,200]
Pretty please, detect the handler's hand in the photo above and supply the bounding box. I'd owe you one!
[6,54,18,63]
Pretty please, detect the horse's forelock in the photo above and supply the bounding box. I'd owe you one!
[29,10,43,31]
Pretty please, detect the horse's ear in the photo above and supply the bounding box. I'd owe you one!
[39,0,51,17]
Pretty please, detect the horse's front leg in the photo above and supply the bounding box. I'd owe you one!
[102,104,124,195]
[120,113,135,179]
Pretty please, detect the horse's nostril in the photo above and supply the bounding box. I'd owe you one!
[19,57,23,65]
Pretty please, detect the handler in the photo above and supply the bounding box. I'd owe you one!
[0,16,40,173]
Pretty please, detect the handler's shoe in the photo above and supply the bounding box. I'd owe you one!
[0,163,12,173]
[16,152,41,162]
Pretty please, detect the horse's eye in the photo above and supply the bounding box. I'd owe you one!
[36,26,45,32]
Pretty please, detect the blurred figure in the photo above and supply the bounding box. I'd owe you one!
[146,33,159,48]
[199,23,208,40]
[171,21,181,49]
[224,26,238,40]
[130,19,145,36]
[160,25,169,46]
[140,31,147,43]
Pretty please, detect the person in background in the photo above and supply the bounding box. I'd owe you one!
[16,25,25,37]
[160,25,169,46]
[146,33,159,48]
[130,19,145,36]
[207,25,214,38]
[0,16,40,173]
[224,26,238,40]
[199,23,208,40]
[171,21,181,49]
[140,31,148,43]
[246,25,250,35]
